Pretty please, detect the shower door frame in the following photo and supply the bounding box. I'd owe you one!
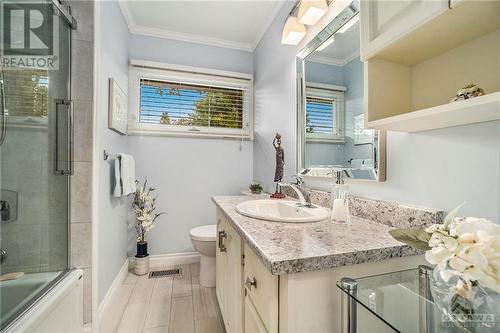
[0,0,78,331]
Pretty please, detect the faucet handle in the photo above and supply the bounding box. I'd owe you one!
[291,175,304,186]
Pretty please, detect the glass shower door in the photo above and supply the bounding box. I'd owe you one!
[0,0,73,329]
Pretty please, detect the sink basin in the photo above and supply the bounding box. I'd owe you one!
[235,199,330,223]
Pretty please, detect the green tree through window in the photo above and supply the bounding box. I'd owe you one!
[157,91,243,129]
[4,69,48,118]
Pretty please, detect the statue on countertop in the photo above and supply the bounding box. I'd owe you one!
[271,133,286,199]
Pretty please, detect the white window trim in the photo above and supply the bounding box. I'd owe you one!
[305,84,345,143]
[128,60,254,140]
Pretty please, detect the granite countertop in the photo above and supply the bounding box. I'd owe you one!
[212,195,421,275]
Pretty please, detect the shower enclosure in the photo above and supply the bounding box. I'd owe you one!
[0,0,76,329]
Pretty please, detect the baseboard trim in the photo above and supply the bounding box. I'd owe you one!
[97,259,128,319]
[128,251,201,269]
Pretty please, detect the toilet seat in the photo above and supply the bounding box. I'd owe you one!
[190,225,216,242]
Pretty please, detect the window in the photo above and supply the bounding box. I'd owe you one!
[129,61,253,139]
[4,69,48,119]
[305,86,344,142]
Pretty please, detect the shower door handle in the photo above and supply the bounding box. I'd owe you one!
[54,99,74,175]
[0,72,7,145]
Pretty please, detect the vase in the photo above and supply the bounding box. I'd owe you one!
[430,268,500,333]
[136,241,149,258]
[135,241,150,276]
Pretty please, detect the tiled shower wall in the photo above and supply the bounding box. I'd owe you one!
[69,0,94,325]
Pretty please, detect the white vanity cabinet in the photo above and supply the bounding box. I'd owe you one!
[215,205,427,333]
[360,0,449,60]
[216,212,244,333]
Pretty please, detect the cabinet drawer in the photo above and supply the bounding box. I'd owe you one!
[244,244,278,333]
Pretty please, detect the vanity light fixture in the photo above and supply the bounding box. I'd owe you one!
[337,14,359,33]
[316,35,334,51]
[298,0,328,26]
[281,16,307,45]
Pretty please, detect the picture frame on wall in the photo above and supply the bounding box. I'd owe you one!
[354,114,374,145]
[108,78,128,135]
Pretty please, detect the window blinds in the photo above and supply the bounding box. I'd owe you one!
[139,78,244,130]
[4,69,49,118]
[305,96,335,134]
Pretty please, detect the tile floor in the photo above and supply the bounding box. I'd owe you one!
[100,263,225,333]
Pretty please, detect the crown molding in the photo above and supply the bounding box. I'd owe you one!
[308,55,346,66]
[117,0,134,34]
[308,50,360,67]
[343,50,360,64]
[130,25,254,52]
[117,0,278,52]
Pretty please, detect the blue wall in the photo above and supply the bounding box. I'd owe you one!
[97,0,131,304]
[129,34,253,74]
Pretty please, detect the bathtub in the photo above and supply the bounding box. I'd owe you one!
[2,269,83,333]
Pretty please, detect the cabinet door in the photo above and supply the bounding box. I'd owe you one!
[215,213,226,318]
[225,222,243,333]
[244,244,278,333]
[244,296,268,333]
[360,0,449,59]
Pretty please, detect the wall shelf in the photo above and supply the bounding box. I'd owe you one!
[363,0,500,133]
[367,91,500,132]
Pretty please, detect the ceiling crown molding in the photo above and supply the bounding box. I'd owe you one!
[118,0,284,52]
[308,50,360,67]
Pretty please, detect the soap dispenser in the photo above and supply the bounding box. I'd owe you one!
[330,170,351,224]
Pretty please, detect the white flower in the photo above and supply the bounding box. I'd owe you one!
[428,232,458,251]
[425,215,500,297]
[425,224,448,234]
[450,217,500,237]
[425,246,454,269]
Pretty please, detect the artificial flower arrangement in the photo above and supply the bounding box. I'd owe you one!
[133,179,165,251]
[390,205,499,330]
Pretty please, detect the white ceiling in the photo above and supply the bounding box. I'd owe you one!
[309,21,360,66]
[118,0,285,52]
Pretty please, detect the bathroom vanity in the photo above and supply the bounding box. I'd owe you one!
[213,195,440,333]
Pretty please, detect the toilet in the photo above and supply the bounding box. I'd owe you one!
[190,224,217,287]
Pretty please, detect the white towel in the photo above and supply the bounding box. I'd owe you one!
[113,156,122,197]
[113,153,136,197]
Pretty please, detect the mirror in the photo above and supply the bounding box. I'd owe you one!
[296,3,385,181]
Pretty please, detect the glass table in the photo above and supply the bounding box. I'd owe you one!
[337,266,492,333]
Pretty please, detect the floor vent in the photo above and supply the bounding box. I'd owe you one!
[149,268,182,278]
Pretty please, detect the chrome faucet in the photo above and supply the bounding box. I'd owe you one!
[279,175,314,208]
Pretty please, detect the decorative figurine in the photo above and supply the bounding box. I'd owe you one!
[450,83,485,102]
[271,133,286,199]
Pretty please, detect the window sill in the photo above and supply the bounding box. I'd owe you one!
[127,128,253,140]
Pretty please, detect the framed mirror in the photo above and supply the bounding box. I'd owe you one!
[296,2,385,181]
